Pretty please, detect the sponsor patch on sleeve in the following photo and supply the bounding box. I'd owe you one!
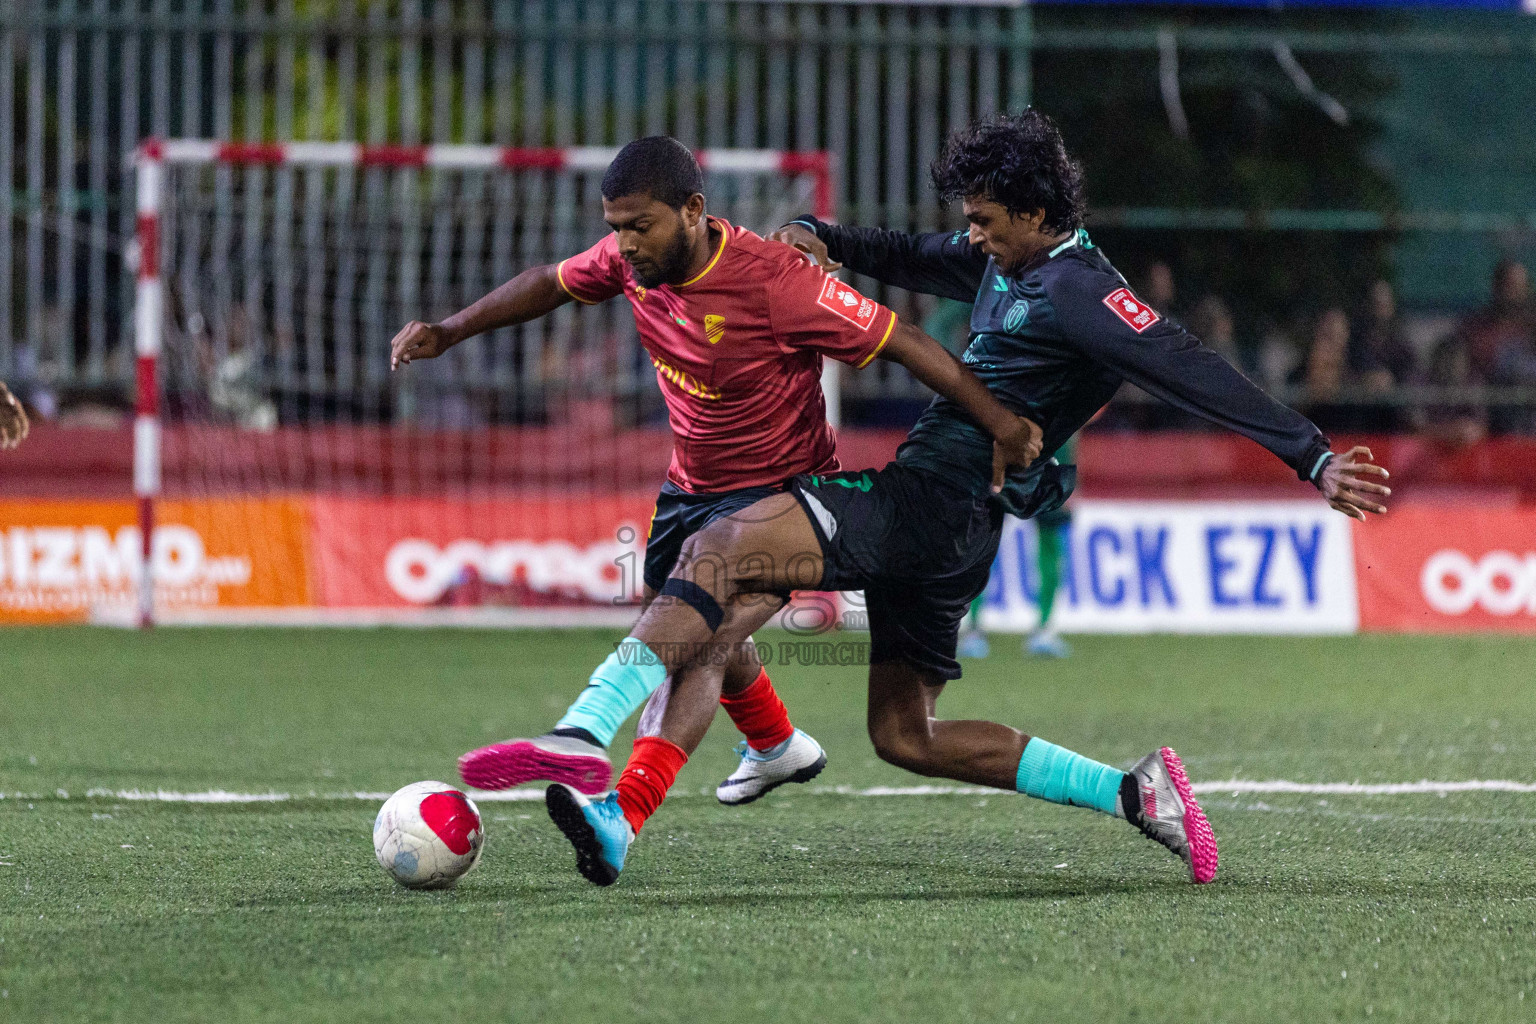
[816,276,880,331]
[1102,287,1161,333]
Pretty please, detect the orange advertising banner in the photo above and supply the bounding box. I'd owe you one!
[0,497,313,622]
[1355,506,1536,633]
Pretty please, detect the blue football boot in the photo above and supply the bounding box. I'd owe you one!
[1025,628,1073,659]
[546,784,633,886]
[957,628,991,660]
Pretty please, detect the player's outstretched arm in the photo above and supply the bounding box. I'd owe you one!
[390,263,570,369]
[878,319,1043,488]
[767,222,842,273]
[769,219,986,303]
[1048,272,1392,518]
[0,380,28,450]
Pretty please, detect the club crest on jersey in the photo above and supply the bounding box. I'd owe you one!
[816,277,879,331]
[1003,299,1030,333]
[1103,287,1160,333]
[704,314,725,345]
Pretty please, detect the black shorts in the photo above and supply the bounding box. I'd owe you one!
[789,463,1003,683]
[643,480,787,592]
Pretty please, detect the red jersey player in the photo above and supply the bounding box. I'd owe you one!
[390,136,1040,804]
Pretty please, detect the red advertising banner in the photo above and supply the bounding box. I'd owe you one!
[1355,506,1536,632]
[309,494,656,608]
[6,489,1533,634]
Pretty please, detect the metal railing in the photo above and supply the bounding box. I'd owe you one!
[3,1,1534,424]
[0,0,1038,396]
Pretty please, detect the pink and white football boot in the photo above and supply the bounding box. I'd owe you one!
[458,733,612,795]
[1118,747,1219,884]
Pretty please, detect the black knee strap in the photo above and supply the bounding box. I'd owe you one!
[660,577,725,632]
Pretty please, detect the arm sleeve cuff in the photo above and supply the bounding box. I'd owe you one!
[787,215,825,233]
[1297,437,1334,483]
[786,215,841,262]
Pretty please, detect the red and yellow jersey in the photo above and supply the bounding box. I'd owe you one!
[557,217,897,492]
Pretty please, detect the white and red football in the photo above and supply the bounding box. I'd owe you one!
[373,781,485,890]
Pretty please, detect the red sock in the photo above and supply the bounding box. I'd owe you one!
[615,736,688,835]
[720,669,795,752]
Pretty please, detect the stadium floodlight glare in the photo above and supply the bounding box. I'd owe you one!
[131,139,836,628]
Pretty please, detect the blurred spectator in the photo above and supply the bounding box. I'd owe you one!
[1297,307,1349,402]
[1292,306,1396,433]
[1349,280,1416,391]
[1425,259,1536,437]
[1143,261,1178,318]
[1460,259,1532,379]
[1256,324,1303,396]
[1421,328,1488,445]
[1187,295,1240,368]
[1483,262,1536,414]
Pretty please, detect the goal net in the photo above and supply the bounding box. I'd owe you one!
[129,140,836,626]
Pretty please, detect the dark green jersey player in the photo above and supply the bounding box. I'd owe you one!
[543,111,1392,890]
[773,220,1336,516]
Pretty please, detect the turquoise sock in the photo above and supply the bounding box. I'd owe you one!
[554,637,669,749]
[1014,736,1124,816]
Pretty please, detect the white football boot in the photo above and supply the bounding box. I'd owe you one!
[1117,747,1219,884]
[716,728,827,806]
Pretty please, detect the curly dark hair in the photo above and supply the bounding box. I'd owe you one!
[931,110,1086,235]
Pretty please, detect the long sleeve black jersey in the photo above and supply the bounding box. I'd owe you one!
[793,217,1333,515]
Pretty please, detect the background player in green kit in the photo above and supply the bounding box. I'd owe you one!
[1026,430,1075,659]
[955,429,1075,661]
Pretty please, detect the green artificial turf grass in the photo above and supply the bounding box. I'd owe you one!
[2,628,1534,1022]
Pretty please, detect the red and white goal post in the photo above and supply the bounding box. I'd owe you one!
[130,140,836,627]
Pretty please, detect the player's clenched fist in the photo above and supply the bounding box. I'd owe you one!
[390,320,455,370]
[0,380,28,450]
[990,415,1045,492]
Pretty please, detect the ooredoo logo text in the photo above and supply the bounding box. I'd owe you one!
[1420,549,1536,616]
[385,534,641,605]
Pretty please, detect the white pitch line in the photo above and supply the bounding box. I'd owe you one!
[1194,780,1536,795]
[3,779,1536,804]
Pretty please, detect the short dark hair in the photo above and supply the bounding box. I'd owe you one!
[601,136,704,209]
[931,110,1085,235]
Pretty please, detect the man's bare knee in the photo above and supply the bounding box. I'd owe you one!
[866,662,944,776]
[868,714,938,776]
